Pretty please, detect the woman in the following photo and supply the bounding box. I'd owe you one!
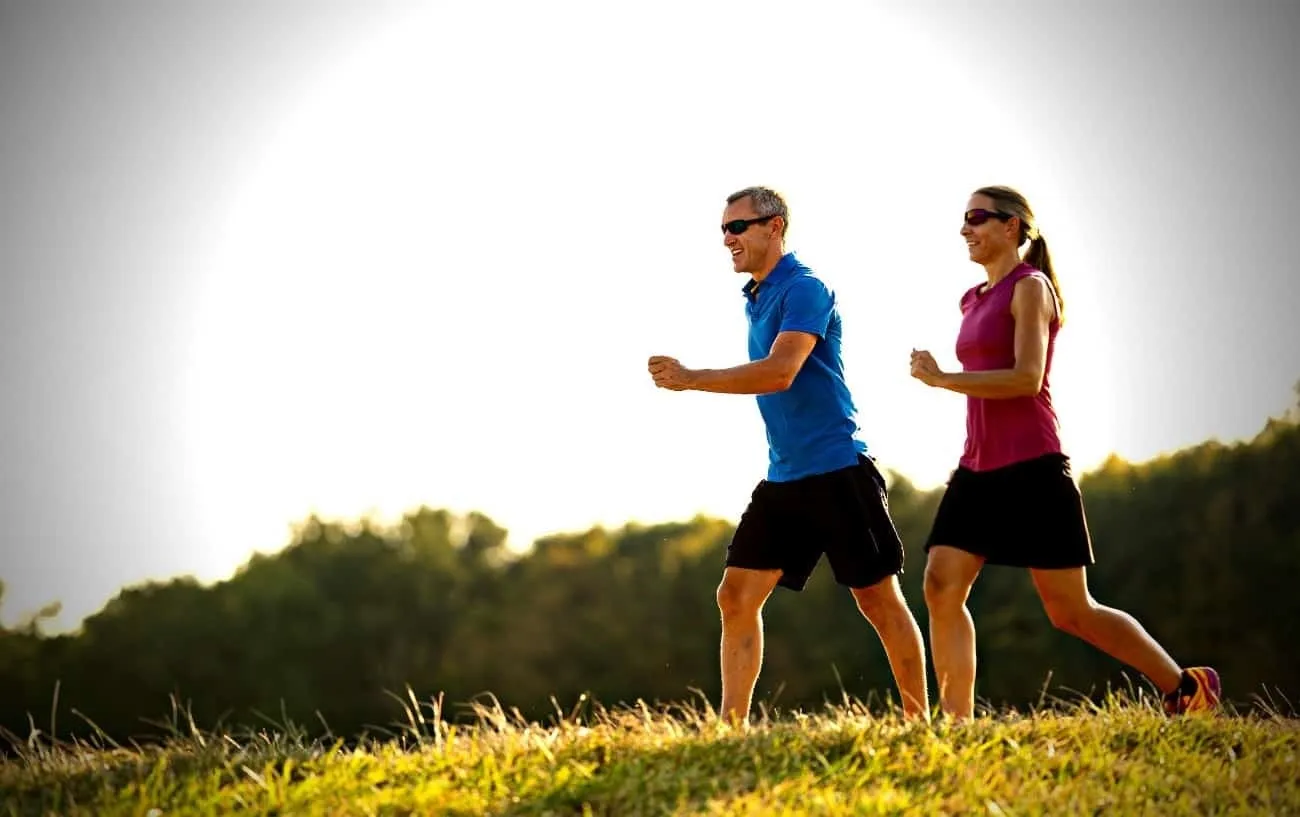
[908,184,1220,720]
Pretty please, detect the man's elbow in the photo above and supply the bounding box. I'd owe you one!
[768,363,799,392]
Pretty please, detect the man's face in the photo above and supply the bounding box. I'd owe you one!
[721,196,781,274]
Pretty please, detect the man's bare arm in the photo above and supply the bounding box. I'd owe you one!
[657,331,818,395]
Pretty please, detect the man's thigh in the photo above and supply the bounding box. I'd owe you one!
[726,479,822,591]
[813,456,906,589]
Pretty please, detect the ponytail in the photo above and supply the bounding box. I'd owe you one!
[971,185,1064,324]
[1025,233,1064,326]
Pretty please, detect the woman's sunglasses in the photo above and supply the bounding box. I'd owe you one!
[964,208,1013,226]
[721,215,778,235]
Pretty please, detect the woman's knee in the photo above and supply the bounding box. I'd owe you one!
[1032,569,1096,636]
[923,569,961,610]
[1041,595,1092,636]
[923,552,978,611]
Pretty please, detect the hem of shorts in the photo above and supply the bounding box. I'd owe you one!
[838,566,904,589]
[775,572,810,592]
[724,558,785,572]
[724,553,792,576]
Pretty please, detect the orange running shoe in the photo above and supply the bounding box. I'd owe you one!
[1163,667,1221,715]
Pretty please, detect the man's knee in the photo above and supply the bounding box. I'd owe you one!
[850,575,905,622]
[716,569,776,619]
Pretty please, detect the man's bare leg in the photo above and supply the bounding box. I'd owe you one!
[715,566,782,725]
[850,574,931,721]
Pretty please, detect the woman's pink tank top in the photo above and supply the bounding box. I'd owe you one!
[954,262,1063,472]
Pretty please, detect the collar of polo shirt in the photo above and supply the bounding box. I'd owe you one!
[741,252,800,302]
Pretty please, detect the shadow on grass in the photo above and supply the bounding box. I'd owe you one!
[504,722,917,816]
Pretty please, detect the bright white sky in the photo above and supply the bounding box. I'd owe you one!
[2,1,1297,630]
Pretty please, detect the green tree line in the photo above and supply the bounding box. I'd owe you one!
[4,403,1299,747]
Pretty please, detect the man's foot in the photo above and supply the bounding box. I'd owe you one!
[1163,667,1221,715]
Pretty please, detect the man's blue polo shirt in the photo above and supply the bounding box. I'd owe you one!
[743,252,868,482]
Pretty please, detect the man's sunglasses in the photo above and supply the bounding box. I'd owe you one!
[722,215,778,235]
[964,208,1013,226]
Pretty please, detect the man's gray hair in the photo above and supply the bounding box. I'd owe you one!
[726,186,789,236]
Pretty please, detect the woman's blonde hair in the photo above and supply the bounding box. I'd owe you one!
[975,185,1065,325]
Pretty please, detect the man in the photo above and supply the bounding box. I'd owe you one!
[648,186,930,724]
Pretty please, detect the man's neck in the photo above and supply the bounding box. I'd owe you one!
[749,247,787,284]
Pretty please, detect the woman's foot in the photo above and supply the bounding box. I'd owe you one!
[1163,667,1222,715]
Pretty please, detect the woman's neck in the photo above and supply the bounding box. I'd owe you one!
[982,251,1024,290]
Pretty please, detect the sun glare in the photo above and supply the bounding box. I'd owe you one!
[178,4,1134,581]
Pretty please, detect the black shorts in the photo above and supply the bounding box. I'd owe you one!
[924,453,1096,569]
[726,454,906,591]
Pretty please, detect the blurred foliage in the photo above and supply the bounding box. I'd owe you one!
[4,398,1299,745]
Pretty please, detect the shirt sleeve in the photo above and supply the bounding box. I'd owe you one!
[778,277,834,338]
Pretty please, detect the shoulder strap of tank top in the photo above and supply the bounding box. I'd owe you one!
[1014,266,1060,324]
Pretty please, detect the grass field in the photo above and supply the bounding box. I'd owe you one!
[3,690,1298,816]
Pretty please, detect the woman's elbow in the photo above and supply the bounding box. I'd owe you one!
[1017,369,1045,396]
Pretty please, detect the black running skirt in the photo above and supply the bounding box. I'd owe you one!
[924,453,1096,569]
